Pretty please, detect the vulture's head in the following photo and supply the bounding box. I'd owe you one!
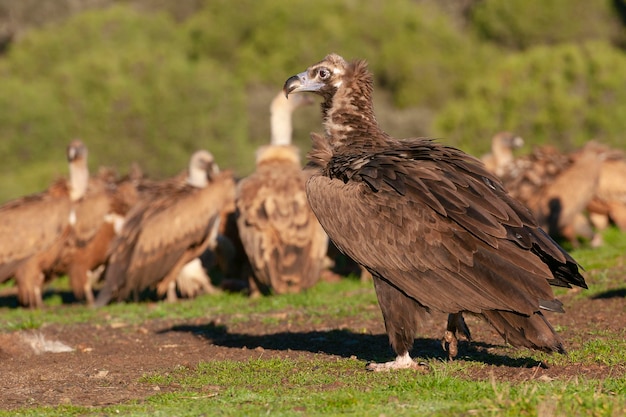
[283,54,374,127]
[67,139,89,201]
[493,132,524,152]
[67,139,87,163]
[283,53,352,101]
[188,149,219,188]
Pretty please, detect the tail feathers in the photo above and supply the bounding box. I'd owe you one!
[481,310,566,354]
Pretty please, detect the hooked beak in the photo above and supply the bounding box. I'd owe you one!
[283,71,324,98]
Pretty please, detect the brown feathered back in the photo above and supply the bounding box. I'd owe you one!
[236,90,326,295]
[237,145,327,294]
[501,142,606,245]
[586,146,626,231]
[95,151,235,305]
[284,54,586,368]
[51,167,143,304]
[0,140,91,307]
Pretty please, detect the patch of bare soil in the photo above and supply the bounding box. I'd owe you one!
[0,285,625,410]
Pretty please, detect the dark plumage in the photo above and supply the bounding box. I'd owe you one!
[94,150,235,305]
[284,53,587,371]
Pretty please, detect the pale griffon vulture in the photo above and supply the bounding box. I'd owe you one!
[94,150,235,305]
[236,91,328,295]
[0,140,94,307]
[481,131,524,177]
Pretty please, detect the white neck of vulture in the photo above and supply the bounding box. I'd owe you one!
[187,168,208,188]
[69,158,89,201]
[187,150,218,188]
[270,92,310,146]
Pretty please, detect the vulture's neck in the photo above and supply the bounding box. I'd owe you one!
[270,96,294,147]
[69,158,89,201]
[187,168,208,188]
[492,140,514,168]
[322,73,392,152]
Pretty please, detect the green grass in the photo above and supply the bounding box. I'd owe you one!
[0,277,379,332]
[2,228,626,416]
[569,226,626,271]
[3,358,625,416]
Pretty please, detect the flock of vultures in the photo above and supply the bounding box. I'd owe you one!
[1,53,625,369]
[0,91,323,309]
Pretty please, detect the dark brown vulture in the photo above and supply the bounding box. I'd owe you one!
[0,139,91,308]
[283,53,587,371]
[94,150,235,305]
[481,132,524,177]
[236,91,328,295]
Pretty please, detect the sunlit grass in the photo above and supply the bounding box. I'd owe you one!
[2,229,626,416]
[5,358,624,416]
[0,278,378,332]
[569,226,626,271]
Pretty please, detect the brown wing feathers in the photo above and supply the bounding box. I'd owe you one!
[285,53,587,364]
[0,53,587,373]
[95,153,235,305]
[0,141,90,308]
[0,142,235,308]
[236,91,327,295]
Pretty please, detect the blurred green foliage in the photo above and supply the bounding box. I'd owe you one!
[185,0,493,108]
[0,6,247,199]
[470,0,625,49]
[0,0,624,202]
[435,41,626,155]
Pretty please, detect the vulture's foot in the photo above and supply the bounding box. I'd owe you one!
[365,353,429,372]
[442,313,472,360]
[442,330,459,360]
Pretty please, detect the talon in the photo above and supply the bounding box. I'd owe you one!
[365,353,430,372]
[442,330,458,360]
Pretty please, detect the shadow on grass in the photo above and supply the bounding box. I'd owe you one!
[591,288,626,299]
[0,287,169,308]
[163,321,543,368]
[0,289,84,308]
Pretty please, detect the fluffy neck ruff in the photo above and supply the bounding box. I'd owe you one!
[322,59,391,151]
[256,144,301,167]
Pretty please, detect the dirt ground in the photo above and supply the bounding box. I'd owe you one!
[0,282,625,411]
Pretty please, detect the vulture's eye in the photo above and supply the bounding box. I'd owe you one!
[318,68,330,80]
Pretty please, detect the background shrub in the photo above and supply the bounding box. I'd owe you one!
[0,0,624,202]
[470,0,625,50]
[435,41,626,155]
